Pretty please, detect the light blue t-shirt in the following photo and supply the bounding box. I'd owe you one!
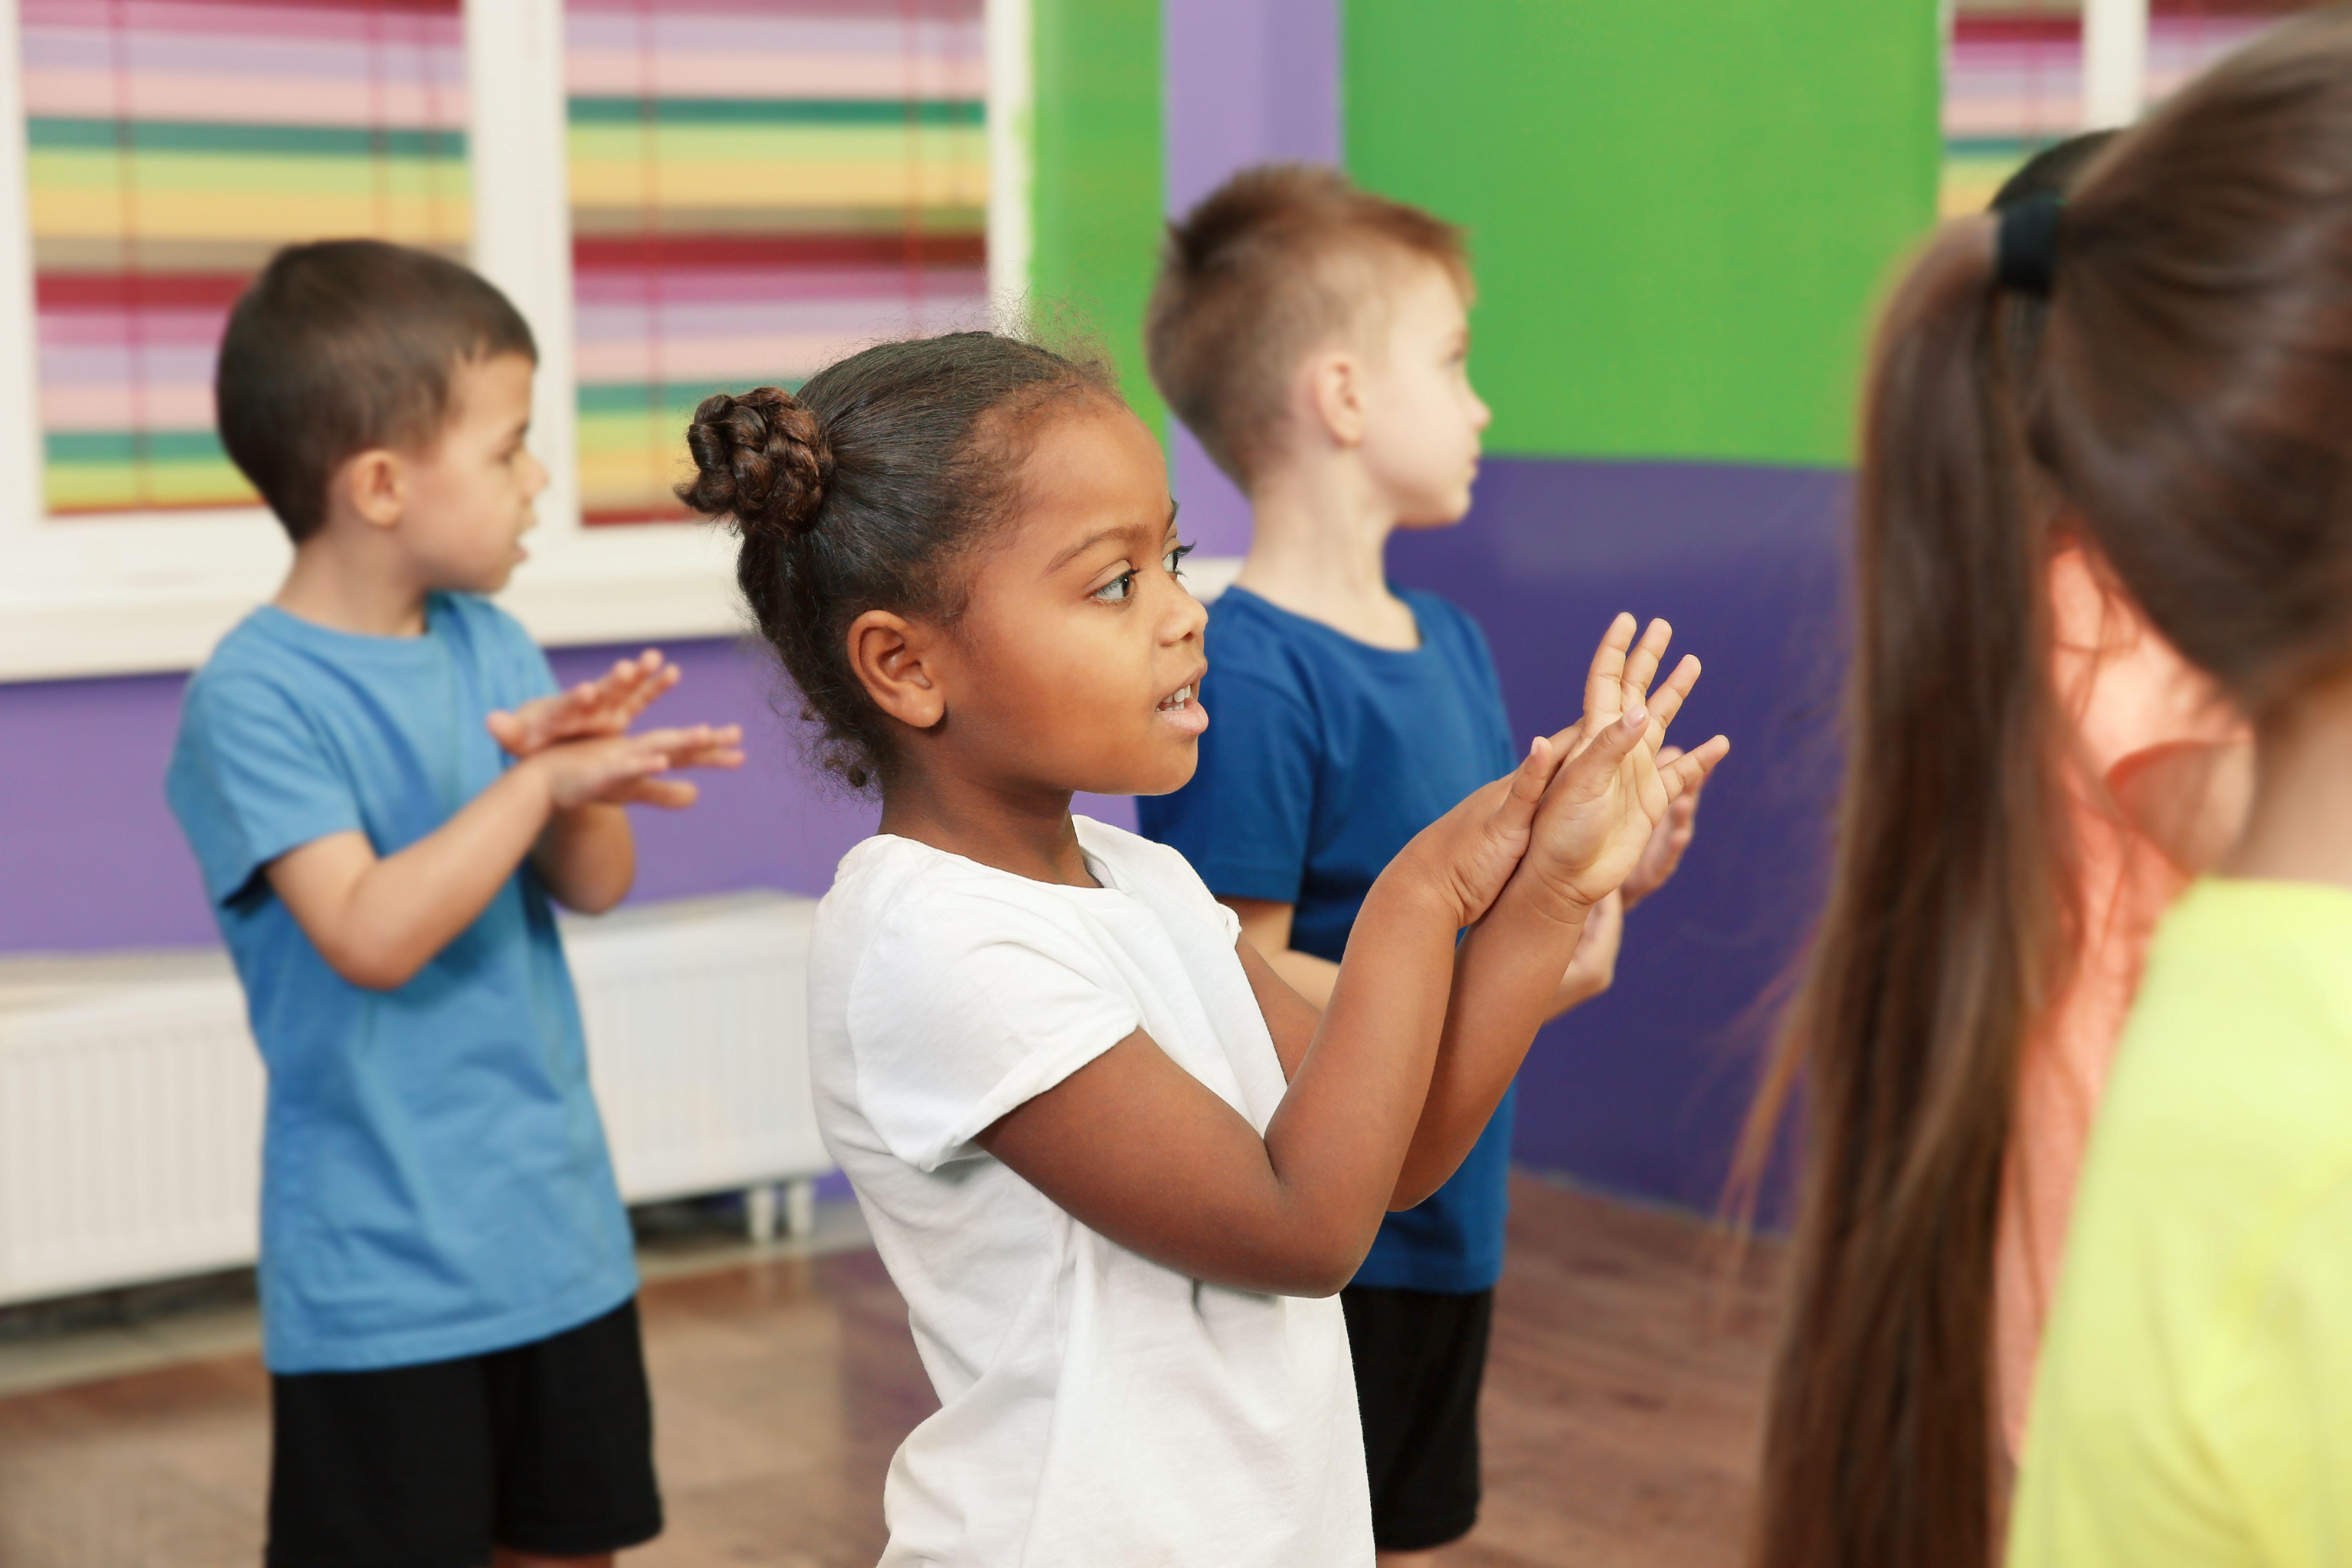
[1138,586,1521,1294]
[165,592,637,1373]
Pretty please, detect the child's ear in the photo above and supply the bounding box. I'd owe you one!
[846,610,947,731]
[1300,348,1368,450]
[334,448,408,532]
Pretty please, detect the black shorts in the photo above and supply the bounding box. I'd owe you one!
[1341,1284,1495,1552]
[267,1297,663,1568]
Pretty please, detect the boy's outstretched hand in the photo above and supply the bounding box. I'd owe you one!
[528,724,746,811]
[488,648,683,758]
[1514,614,1728,924]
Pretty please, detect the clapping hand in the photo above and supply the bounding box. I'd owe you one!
[1508,614,1728,924]
[1621,744,1706,909]
[488,648,682,758]
[530,724,746,811]
[489,649,745,810]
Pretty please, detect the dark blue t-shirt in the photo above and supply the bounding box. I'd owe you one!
[1137,585,1520,1293]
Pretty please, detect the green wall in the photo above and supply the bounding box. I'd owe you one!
[1030,0,1166,434]
[1345,1,1941,468]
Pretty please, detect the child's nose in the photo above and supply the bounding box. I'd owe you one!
[1164,581,1209,642]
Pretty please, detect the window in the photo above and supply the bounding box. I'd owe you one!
[0,0,1024,682]
[22,0,468,518]
[2148,1,2325,101]
[1943,0,2330,220]
[1942,2,2082,217]
[566,0,988,525]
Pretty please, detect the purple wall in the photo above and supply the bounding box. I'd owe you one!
[0,636,1136,956]
[1389,456,1846,1212]
[1161,0,1341,560]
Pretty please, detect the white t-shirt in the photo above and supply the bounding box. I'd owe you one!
[808,815,1372,1568]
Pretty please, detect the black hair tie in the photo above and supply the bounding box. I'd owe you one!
[1995,194,2064,298]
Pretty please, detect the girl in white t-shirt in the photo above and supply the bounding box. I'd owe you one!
[675,335,1726,1567]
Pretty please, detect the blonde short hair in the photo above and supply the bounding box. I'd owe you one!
[1145,165,1470,486]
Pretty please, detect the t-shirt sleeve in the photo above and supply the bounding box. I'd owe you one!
[166,673,364,908]
[2196,1172,2352,1561]
[846,891,1145,1172]
[1138,670,1320,906]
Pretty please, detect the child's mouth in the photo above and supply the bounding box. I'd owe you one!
[1156,682,1208,737]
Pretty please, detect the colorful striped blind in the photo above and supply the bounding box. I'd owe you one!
[566,0,988,524]
[1944,2,2327,218]
[2148,2,2325,101]
[1942,2,2082,218]
[21,0,469,517]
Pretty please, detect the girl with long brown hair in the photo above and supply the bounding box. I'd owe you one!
[1746,11,2352,1565]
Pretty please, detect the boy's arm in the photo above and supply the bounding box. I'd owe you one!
[269,726,735,990]
[531,804,636,915]
[488,652,740,914]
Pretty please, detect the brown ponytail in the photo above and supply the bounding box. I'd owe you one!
[1741,218,2076,1568]
[1744,11,2352,1563]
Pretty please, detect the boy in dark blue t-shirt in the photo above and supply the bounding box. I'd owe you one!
[1139,167,1704,1559]
[166,242,742,1568]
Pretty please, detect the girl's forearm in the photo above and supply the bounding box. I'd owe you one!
[1391,883,1590,1207]
[1258,862,1465,1276]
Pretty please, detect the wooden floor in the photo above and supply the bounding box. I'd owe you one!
[0,1176,1782,1567]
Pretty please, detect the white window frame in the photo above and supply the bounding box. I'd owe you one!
[0,0,1033,682]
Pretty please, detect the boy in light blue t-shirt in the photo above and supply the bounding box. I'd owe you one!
[166,241,742,1568]
[1140,168,1706,1560]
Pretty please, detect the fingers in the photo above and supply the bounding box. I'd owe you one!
[1552,701,1651,802]
[1619,619,1674,710]
[1659,733,1730,801]
[628,723,743,761]
[1639,655,1702,747]
[628,778,701,809]
[665,744,746,771]
[1581,613,1637,726]
[612,651,679,722]
[1488,733,1566,837]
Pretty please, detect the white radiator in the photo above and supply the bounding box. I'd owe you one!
[0,892,829,1307]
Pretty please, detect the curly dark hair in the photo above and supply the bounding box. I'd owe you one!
[677,332,1116,790]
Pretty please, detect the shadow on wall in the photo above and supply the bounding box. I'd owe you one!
[1390,456,1849,1219]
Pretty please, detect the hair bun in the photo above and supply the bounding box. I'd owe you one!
[677,386,833,538]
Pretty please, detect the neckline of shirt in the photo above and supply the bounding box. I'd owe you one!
[252,594,453,659]
[1221,584,1433,659]
[864,819,1138,904]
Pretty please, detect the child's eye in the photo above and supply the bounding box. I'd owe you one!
[1165,541,1194,578]
[1092,570,1135,604]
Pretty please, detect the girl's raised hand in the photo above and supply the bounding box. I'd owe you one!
[1515,615,1728,923]
[1400,724,1577,930]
